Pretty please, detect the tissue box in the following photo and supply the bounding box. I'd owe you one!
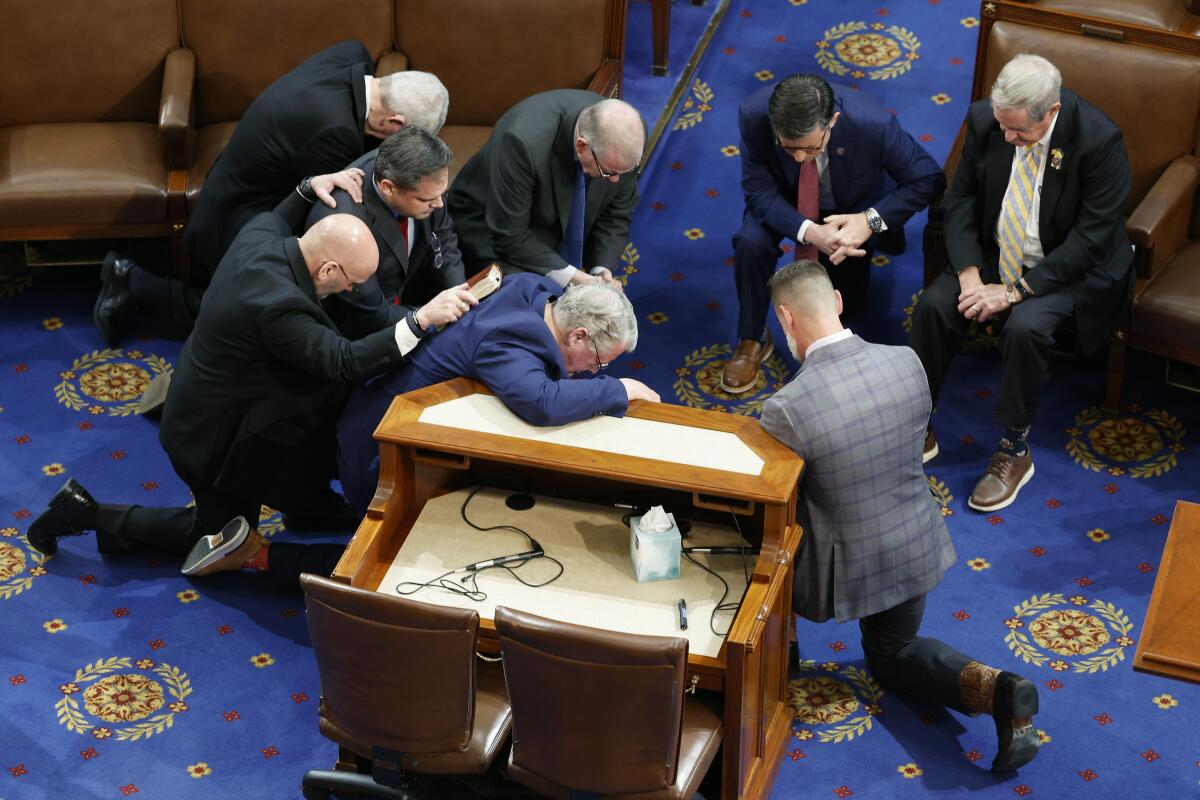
[629,512,681,582]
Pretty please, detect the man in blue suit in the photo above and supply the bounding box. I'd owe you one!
[722,74,945,394]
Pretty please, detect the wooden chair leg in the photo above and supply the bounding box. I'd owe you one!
[1104,331,1127,416]
[651,0,670,75]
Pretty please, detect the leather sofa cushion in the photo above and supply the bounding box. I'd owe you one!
[187,123,239,211]
[1133,241,1200,345]
[1022,0,1191,30]
[0,124,167,226]
[440,126,494,182]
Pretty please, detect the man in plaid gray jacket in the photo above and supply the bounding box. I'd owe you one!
[760,260,1040,772]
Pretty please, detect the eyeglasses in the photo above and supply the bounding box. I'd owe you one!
[335,264,359,294]
[429,229,443,270]
[590,340,609,372]
[590,145,634,180]
[777,125,831,156]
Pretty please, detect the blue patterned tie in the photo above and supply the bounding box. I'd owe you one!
[997,143,1042,286]
[559,166,587,268]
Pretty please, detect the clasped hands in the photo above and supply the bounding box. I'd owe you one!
[804,213,871,265]
[956,269,1016,323]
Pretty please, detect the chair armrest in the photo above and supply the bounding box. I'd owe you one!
[1126,154,1200,276]
[375,49,409,77]
[159,47,195,171]
[587,60,622,99]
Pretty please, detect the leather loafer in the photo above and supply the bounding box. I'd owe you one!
[923,428,938,464]
[968,448,1034,512]
[720,331,773,394]
[991,671,1040,772]
[93,251,136,348]
[28,478,99,556]
[137,372,172,417]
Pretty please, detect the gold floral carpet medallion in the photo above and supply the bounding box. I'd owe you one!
[816,21,921,81]
[674,343,791,416]
[789,660,883,744]
[0,528,48,600]
[54,348,173,417]
[1004,593,1134,674]
[1066,404,1185,478]
[56,657,192,741]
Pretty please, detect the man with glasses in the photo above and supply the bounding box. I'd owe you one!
[447,91,645,291]
[722,73,944,394]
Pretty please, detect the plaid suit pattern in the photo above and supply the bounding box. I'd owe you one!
[761,335,956,622]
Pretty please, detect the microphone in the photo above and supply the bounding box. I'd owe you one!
[682,546,760,555]
[462,545,545,572]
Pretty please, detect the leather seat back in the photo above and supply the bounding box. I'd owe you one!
[1018,0,1192,30]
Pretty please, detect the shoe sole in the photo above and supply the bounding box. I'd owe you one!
[181,517,250,576]
[968,461,1035,512]
[922,442,939,464]
[719,342,774,394]
[991,677,1041,772]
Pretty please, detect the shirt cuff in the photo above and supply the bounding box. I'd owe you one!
[392,320,422,357]
[545,264,578,287]
[798,220,813,245]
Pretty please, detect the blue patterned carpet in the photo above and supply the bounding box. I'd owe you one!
[2,1,1199,797]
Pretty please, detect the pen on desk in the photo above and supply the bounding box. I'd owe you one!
[678,599,688,631]
[614,502,637,509]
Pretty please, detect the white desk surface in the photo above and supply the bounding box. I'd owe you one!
[377,487,755,658]
[417,394,765,476]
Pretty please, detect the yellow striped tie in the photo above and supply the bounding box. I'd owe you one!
[997,143,1042,287]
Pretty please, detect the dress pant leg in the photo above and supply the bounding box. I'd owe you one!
[858,594,975,715]
[733,213,784,341]
[993,291,1074,428]
[127,265,203,341]
[93,481,258,557]
[908,271,969,410]
[266,543,347,590]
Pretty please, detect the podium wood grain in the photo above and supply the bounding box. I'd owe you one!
[1134,500,1200,684]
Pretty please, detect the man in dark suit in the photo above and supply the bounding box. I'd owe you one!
[95,40,449,342]
[447,90,645,290]
[761,260,1040,773]
[909,54,1133,512]
[28,211,475,571]
[177,274,660,586]
[723,74,944,394]
[308,126,466,339]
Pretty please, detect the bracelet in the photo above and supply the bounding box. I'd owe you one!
[405,309,430,340]
[1015,280,1032,299]
[297,177,316,203]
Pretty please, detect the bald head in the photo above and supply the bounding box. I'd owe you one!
[298,214,379,299]
[577,98,646,171]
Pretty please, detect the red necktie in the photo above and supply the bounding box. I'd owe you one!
[795,159,820,261]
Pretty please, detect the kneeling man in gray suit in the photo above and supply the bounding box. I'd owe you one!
[760,261,1041,772]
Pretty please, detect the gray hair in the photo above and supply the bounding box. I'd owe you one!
[769,260,838,317]
[577,98,646,167]
[991,54,1061,122]
[552,283,638,353]
[374,127,453,190]
[377,71,449,134]
[768,74,836,141]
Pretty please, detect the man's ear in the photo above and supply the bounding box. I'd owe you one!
[827,110,841,131]
[777,303,794,331]
[833,289,844,317]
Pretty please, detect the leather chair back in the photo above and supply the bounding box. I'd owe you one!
[980,22,1200,212]
[181,0,394,126]
[0,0,178,127]
[494,605,688,795]
[394,0,611,126]
[1018,0,1193,29]
[301,573,479,755]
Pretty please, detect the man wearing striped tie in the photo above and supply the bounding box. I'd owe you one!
[909,54,1133,512]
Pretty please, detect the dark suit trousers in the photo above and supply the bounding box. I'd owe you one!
[267,543,345,590]
[94,480,258,556]
[733,213,870,341]
[858,594,974,715]
[128,265,202,341]
[909,270,1074,428]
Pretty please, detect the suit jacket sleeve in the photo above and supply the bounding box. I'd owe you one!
[583,176,637,270]
[258,306,401,383]
[759,395,806,459]
[472,332,628,426]
[740,104,805,241]
[942,109,988,274]
[485,131,569,275]
[870,114,946,231]
[434,207,467,287]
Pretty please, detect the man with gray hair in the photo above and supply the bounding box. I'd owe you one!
[448,90,646,290]
[761,260,1041,773]
[909,53,1133,511]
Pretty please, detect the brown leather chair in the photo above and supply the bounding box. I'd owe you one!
[1012,0,1200,37]
[299,574,511,799]
[494,606,722,799]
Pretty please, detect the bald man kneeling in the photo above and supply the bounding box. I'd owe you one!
[28,211,477,571]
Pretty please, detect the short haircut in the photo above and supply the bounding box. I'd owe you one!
[991,54,1061,122]
[552,283,639,353]
[768,74,836,141]
[377,71,449,134]
[768,260,838,317]
[577,98,646,167]
[374,127,453,191]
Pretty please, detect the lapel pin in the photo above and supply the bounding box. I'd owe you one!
[1050,147,1064,170]
[836,146,846,156]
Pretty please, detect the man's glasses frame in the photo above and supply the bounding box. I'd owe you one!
[335,263,358,294]
[590,339,609,372]
[776,125,831,157]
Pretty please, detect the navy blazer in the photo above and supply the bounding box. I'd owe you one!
[739,83,945,254]
[335,273,630,513]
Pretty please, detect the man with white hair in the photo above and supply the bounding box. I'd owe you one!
[909,53,1133,511]
[447,91,646,290]
[95,40,450,344]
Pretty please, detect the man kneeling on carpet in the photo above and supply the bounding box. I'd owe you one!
[182,274,660,586]
[759,260,1040,772]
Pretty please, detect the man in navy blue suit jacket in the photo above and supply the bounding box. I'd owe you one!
[722,74,944,394]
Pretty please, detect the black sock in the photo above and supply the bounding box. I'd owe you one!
[999,425,1030,457]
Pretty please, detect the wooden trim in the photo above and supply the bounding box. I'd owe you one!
[1134,500,1200,684]
[980,0,1200,58]
[0,222,172,242]
[586,60,623,100]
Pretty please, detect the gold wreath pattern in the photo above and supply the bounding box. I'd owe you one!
[790,660,884,743]
[1066,405,1185,478]
[55,349,173,417]
[1004,593,1134,673]
[816,22,921,81]
[673,80,715,131]
[673,343,791,416]
[926,475,954,516]
[0,528,49,600]
[902,292,996,351]
[619,243,639,287]
[56,657,192,741]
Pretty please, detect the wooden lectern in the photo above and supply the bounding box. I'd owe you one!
[332,379,804,799]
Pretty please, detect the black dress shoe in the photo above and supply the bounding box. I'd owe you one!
[27,478,99,556]
[991,671,1040,772]
[93,251,136,348]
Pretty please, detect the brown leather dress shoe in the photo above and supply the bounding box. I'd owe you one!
[968,448,1034,512]
[720,331,773,394]
[923,428,938,464]
[957,661,1040,772]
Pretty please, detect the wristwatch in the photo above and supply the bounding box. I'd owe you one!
[405,309,432,340]
[1005,283,1019,305]
[296,176,316,203]
[1015,280,1032,299]
[864,207,885,234]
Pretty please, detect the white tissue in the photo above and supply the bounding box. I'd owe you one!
[640,505,674,533]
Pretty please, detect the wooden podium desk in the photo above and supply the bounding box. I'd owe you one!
[333,379,804,800]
